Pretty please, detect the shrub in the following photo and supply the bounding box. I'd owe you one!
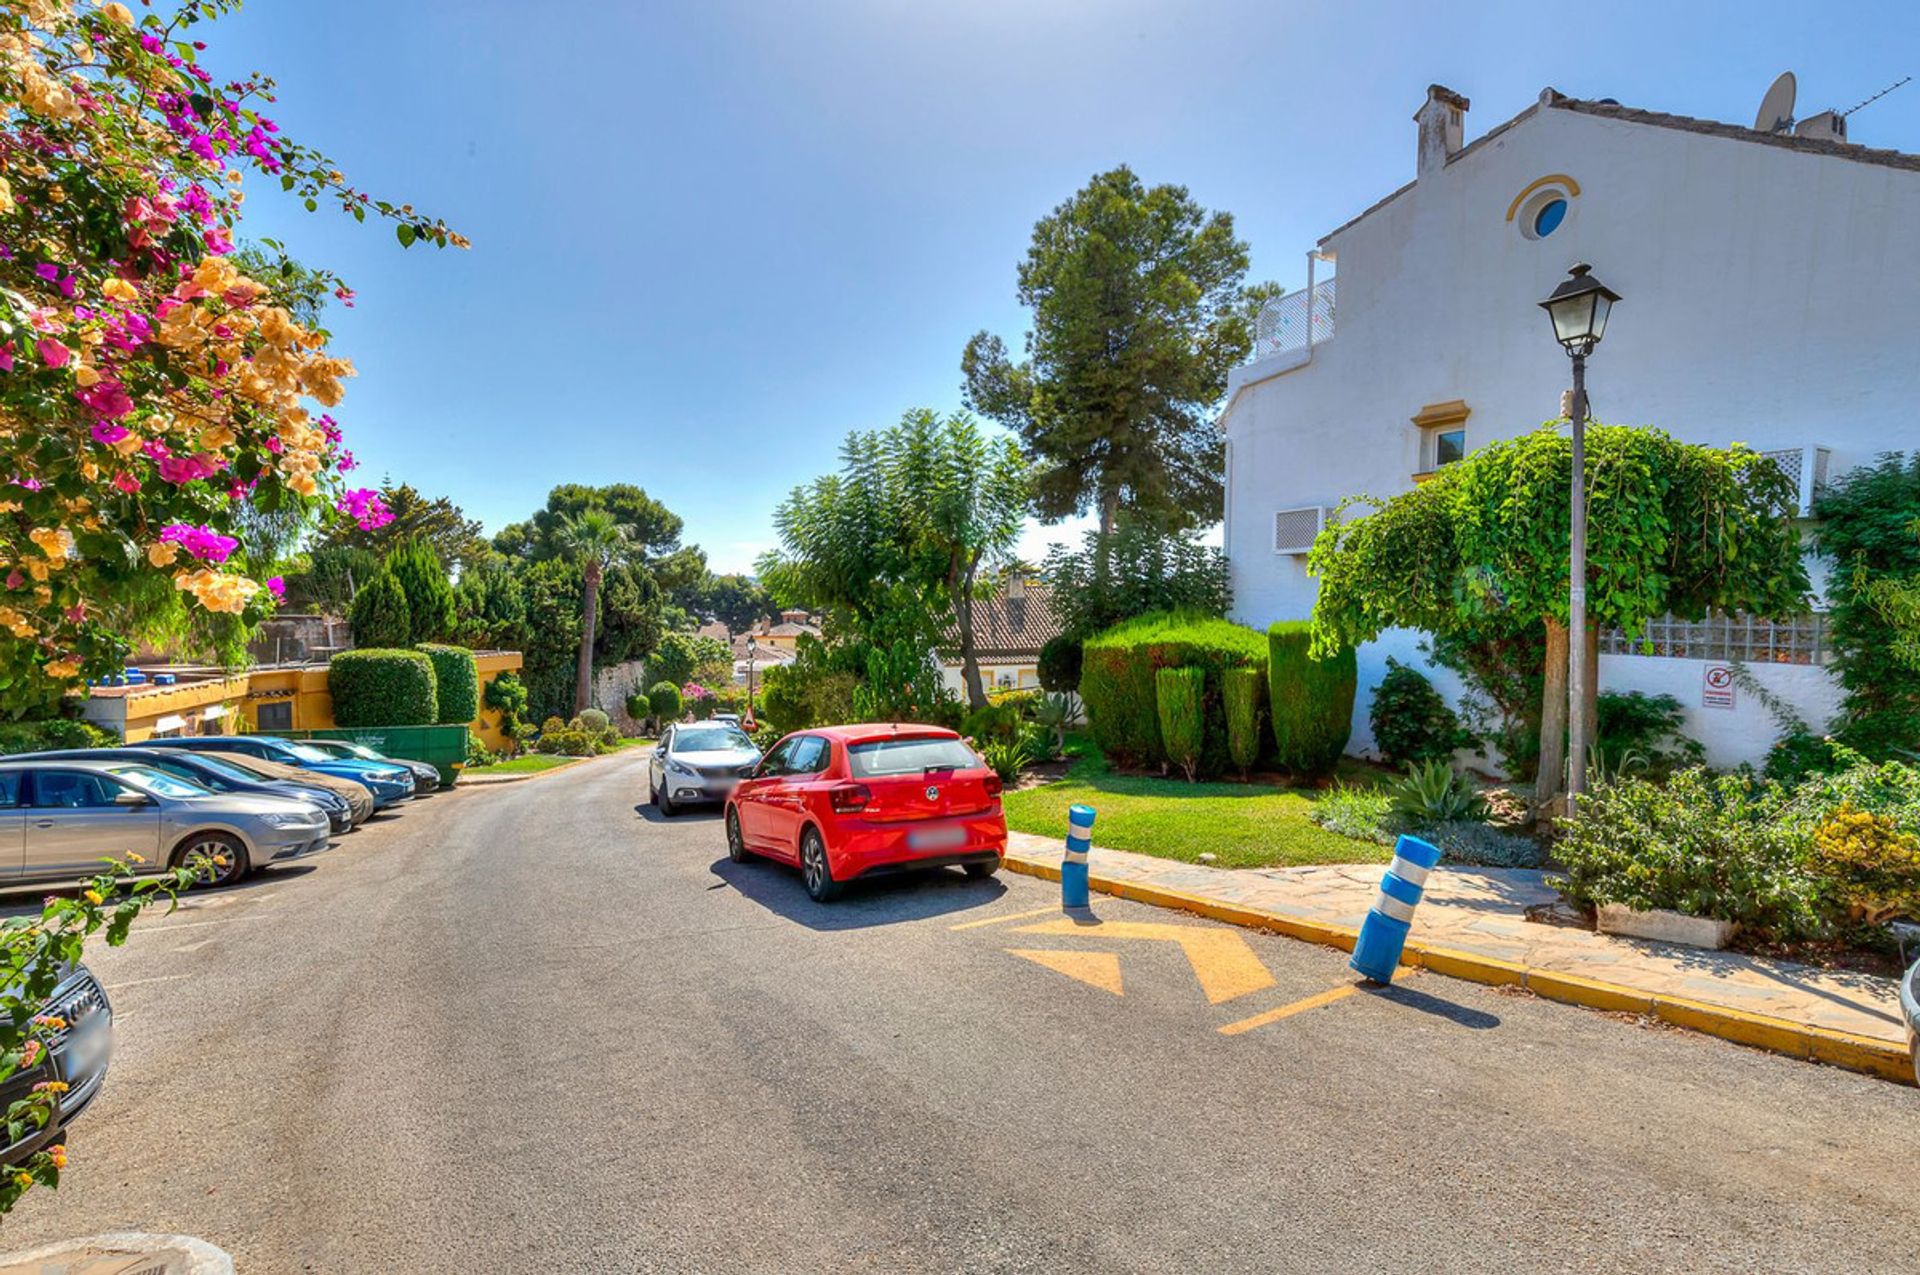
[1037,635,1084,694]
[539,715,566,735]
[1553,768,1826,939]
[1043,522,1232,639]
[624,691,649,723]
[576,707,611,734]
[329,649,438,727]
[416,644,479,726]
[1309,784,1396,844]
[348,568,412,650]
[598,724,622,751]
[1223,667,1262,777]
[648,631,734,689]
[1268,621,1355,779]
[1416,821,1545,869]
[1155,667,1205,782]
[0,718,114,755]
[980,736,1032,784]
[484,671,529,724]
[1079,611,1267,774]
[465,730,496,767]
[1814,454,1920,758]
[535,727,597,756]
[961,702,1024,746]
[683,682,716,720]
[648,681,684,722]
[1595,691,1704,777]
[1810,803,1920,923]
[1763,730,1845,785]
[1369,657,1472,766]
[1033,692,1078,756]
[1391,760,1490,825]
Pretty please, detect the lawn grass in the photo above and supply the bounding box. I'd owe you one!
[460,753,581,777]
[1001,739,1391,870]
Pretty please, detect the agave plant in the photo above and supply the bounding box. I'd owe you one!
[1391,759,1491,825]
[980,737,1034,785]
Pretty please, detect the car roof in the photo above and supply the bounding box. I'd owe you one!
[801,723,961,744]
[0,757,148,772]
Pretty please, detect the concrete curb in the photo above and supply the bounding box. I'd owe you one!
[1001,851,1914,1086]
[0,1231,233,1273]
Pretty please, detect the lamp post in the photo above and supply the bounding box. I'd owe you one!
[744,634,758,732]
[1538,263,1621,809]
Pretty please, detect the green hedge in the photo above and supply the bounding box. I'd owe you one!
[1267,621,1355,778]
[330,649,439,727]
[0,717,114,755]
[1223,667,1264,776]
[348,568,412,649]
[417,644,479,725]
[1155,667,1205,781]
[648,681,684,721]
[1079,611,1268,774]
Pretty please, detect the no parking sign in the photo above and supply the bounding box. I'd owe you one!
[1702,664,1736,710]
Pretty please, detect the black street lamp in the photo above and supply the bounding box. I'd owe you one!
[1539,263,1622,809]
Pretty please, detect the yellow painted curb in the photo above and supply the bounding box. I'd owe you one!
[1001,850,1916,1087]
[1522,968,1656,1016]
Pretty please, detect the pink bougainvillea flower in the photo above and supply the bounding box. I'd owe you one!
[0,343,13,372]
[160,523,239,564]
[112,471,141,494]
[78,381,134,421]
[156,453,220,485]
[266,576,286,600]
[36,337,71,368]
[337,488,393,531]
[4,571,22,590]
[90,421,131,445]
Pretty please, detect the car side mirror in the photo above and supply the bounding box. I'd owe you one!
[114,790,151,807]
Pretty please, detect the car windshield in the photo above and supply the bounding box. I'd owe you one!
[177,754,262,784]
[281,742,336,763]
[105,765,210,799]
[675,726,753,753]
[847,737,979,778]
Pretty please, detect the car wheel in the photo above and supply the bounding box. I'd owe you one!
[799,826,841,902]
[726,808,751,864]
[658,785,676,817]
[647,773,658,806]
[963,860,1000,880]
[171,832,249,888]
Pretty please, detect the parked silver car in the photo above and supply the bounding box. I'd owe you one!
[0,759,331,888]
[647,722,761,816]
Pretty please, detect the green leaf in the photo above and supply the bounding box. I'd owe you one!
[396,224,416,248]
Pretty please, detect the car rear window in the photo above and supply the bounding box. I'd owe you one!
[104,765,209,799]
[847,737,979,778]
[675,726,752,753]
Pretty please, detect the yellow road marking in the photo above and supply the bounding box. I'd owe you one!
[1218,985,1357,1035]
[948,905,1067,931]
[1012,918,1275,1005]
[1007,949,1125,996]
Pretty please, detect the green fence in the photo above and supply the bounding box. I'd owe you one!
[267,724,468,786]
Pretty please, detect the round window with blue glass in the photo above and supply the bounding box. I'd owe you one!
[1517,186,1576,241]
[1532,197,1568,238]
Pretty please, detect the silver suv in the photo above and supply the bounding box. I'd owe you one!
[0,759,331,888]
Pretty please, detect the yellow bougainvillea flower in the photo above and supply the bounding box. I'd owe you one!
[44,659,82,680]
[28,527,74,561]
[146,541,179,567]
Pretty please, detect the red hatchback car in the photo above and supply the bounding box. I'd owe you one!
[724,724,1007,901]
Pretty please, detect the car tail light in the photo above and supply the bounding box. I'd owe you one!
[983,773,1003,797]
[829,782,872,814]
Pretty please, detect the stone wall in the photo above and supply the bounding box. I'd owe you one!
[593,659,651,734]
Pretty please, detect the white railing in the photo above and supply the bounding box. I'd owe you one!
[1252,277,1335,361]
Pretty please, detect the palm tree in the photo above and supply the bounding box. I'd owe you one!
[555,509,635,715]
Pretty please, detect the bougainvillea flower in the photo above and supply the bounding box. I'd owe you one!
[90,421,131,446]
[337,487,393,530]
[266,576,286,600]
[160,523,239,564]
[36,338,71,368]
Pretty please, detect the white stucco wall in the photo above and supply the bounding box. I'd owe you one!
[1224,93,1918,768]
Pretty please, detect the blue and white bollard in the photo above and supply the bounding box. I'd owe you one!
[1349,833,1443,985]
[1062,803,1095,909]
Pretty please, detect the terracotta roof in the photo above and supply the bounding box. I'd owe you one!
[940,583,1061,660]
[765,621,820,638]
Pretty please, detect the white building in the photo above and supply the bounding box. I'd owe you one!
[1221,82,1920,769]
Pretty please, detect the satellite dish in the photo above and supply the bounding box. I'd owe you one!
[1755,71,1797,133]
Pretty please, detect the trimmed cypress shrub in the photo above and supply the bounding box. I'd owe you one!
[1267,621,1356,779]
[417,643,480,726]
[349,569,412,650]
[1223,666,1264,778]
[1079,611,1268,774]
[1155,667,1205,782]
[1037,635,1084,694]
[647,680,684,722]
[1370,657,1473,766]
[330,649,439,727]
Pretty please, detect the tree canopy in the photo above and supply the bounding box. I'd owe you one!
[1309,424,1809,804]
[492,484,682,563]
[315,482,488,572]
[961,165,1266,534]
[1043,520,1231,640]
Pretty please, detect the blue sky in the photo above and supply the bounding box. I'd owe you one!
[211,0,1920,573]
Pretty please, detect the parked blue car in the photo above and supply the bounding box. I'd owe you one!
[149,736,415,809]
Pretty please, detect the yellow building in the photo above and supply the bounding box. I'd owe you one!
[82,651,524,747]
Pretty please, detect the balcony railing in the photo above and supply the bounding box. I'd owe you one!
[1251,277,1335,361]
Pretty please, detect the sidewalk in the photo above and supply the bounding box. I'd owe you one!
[1003,831,1913,1083]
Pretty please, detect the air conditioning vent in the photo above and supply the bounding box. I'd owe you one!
[1760,445,1831,517]
[1273,506,1329,555]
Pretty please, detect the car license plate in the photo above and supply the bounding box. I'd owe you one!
[909,824,968,851]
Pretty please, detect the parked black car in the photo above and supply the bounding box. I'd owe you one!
[6,746,359,833]
[0,964,112,1168]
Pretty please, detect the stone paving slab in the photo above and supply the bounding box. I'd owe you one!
[1005,831,1907,1046]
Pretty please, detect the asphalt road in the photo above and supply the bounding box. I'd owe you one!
[4,749,1918,1273]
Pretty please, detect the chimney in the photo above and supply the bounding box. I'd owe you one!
[1794,110,1848,144]
[1414,84,1470,177]
[780,608,809,625]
